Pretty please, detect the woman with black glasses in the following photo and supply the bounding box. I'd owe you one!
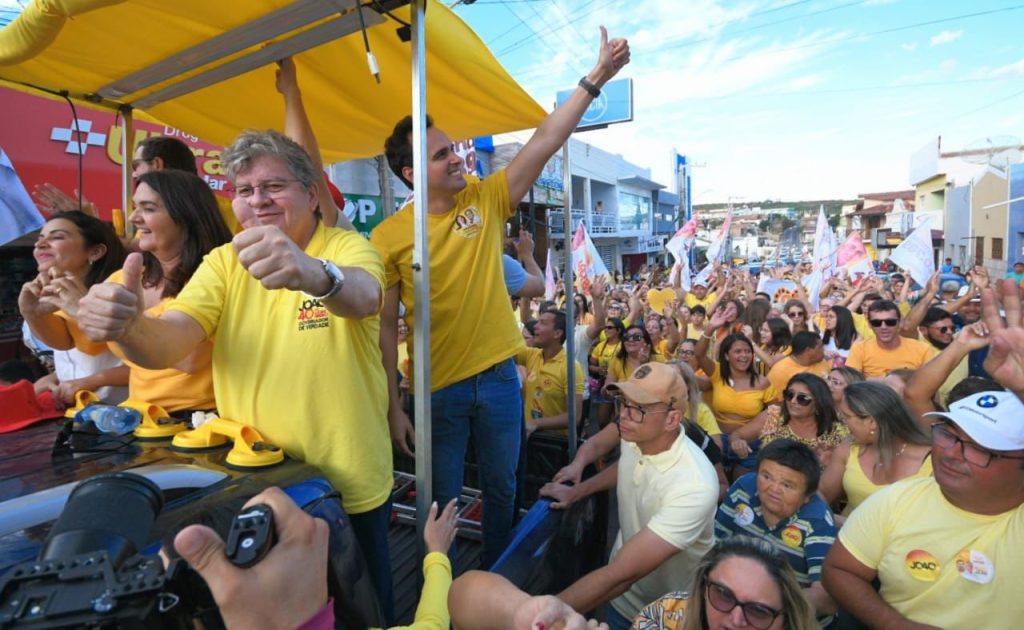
[589,317,626,427]
[633,536,818,630]
[819,381,932,520]
[760,374,849,468]
[821,305,859,367]
[605,324,665,387]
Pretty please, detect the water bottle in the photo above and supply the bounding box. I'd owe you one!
[74,405,142,434]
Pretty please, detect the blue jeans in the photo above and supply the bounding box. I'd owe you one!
[606,604,634,630]
[349,498,395,626]
[431,357,522,568]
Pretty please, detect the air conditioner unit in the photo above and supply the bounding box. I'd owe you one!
[872,228,889,248]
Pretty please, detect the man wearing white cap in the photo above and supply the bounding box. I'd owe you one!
[823,390,1024,626]
[538,362,718,628]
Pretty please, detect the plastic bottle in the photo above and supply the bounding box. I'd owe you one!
[75,405,142,434]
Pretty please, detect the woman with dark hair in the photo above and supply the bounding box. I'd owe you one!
[821,305,858,367]
[606,324,664,386]
[635,536,819,630]
[739,299,771,347]
[760,373,849,468]
[589,316,626,427]
[751,317,792,375]
[19,212,129,405]
[572,292,592,326]
[98,170,232,414]
[819,381,932,519]
[783,298,812,334]
[695,311,780,479]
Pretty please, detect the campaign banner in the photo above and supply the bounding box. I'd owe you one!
[544,247,557,300]
[889,218,936,287]
[666,216,698,290]
[756,278,801,305]
[571,222,608,295]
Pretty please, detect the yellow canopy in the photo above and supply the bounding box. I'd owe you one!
[0,0,546,161]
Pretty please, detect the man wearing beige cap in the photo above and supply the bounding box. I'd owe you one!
[539,362,719,629]
[823,389,1024,628]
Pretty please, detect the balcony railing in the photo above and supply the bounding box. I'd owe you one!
[549,210,636,235]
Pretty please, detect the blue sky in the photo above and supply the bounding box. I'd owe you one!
[453,0,1024,203]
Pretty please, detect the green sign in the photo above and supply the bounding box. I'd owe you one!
[343,194,385,236]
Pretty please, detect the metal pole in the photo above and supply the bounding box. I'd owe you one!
[410,0,432,559]
[561,141,577,459]
[120,107,134,238]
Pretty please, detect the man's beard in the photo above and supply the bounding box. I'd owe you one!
[927,335,951,350]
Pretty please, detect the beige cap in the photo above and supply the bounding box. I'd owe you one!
[604,362,687,409]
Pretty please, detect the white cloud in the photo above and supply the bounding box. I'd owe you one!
[930,30,963,47]
[900,42,918,52]
[971,58,1024,79]
[939,59,958,73]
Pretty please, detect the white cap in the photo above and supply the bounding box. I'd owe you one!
[925,391,1024,451]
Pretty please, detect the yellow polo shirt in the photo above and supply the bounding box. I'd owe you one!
[370,170,524,391]
[168,223,392,515]
[767,355,832,394]
[516,347,585,428]
[846,338,934,379]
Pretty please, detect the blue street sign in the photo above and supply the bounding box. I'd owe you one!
[555,78,633,131]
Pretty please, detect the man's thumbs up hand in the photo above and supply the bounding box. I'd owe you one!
[78,253,146,342]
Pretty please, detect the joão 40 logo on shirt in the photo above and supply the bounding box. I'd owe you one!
[296,298,329,331]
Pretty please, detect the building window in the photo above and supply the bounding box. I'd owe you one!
[992,237,1004,261]
[974,236,984,266]
[617,191,651,232]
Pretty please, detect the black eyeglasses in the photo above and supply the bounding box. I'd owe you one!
[930,423,1024,469]
[869,318,899,328]
[623,333,645,342]
[783,390,814,406]
[226,179,301,199]
[929,325,953,334]
[614,397,671,424]
[678,349,696,356]
[706,580,782,630]
[604,325,618,331]
[787,311,804,318]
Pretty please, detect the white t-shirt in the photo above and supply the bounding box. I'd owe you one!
[22,322,127,404]
[573,324,596,400]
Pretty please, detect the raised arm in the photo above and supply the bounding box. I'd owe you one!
[506,28,630,202]
[898,272,940,339]
[904,323,988,421]
[514,229,546,298]
[981,278,1024,400]
[586,276,608,340]
[275,57,353,230]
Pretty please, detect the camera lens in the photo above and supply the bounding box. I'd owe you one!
[40,472,164,568]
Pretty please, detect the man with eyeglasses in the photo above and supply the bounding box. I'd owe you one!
[76,130,396,619]
[766,331,831,394]
[822,390,1024,628]
[846,299,932,378]
[538,363,718,629]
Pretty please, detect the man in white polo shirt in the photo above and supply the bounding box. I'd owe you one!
[539,362,719,628]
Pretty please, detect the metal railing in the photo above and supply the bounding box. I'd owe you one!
[549,210,622,235]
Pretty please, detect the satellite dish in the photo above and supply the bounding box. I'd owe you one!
[962,135,1023,167]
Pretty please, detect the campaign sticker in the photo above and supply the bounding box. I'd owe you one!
[781,525,803,548]
[955,549,994,584]
[734,504,755,527]
[905,550,941,582]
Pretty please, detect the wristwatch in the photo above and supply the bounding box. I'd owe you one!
[310,259,345,299]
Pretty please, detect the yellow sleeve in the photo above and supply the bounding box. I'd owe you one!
[477,169,514,218]
[762,383,780,404]
[331,230,387,315]
[390,552,452,630]
[846,341,865,372]
[369,213,406,290]
[837,486,893,570]
[574,359,586,395]
[696,403,722,436]
[166,245,230,337]
[514,347,539,366]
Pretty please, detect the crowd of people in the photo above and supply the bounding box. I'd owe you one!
[4,23,1024,630]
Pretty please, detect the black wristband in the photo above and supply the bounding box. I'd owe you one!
[578,76,601,98]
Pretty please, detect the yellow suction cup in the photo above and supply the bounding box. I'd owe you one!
[64,390,100,418]
[172,418,284,469]
[120,400,186,439]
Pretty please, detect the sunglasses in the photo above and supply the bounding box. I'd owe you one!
[783,390,814,406]
[623,333,645,342]
[787,311,805,318]
[706,580,782,630]
[604,325,618,331]
[929,325,953,334]
[869,318,899,328]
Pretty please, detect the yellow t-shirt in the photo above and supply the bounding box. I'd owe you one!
[107,270,215,412]
[841,444,933,516]
[608,353,667,383]
[516,347,585,428]
[709,364,779,427]
[59,312,112,357]
[839,476,1024,628]
[655,338,671,357]
[766,355,832,394]
[370,170,524,391]
[215,195,242,235]
[931,345,968,407]
[167,223,392,515]
[591,339,621,372]
[846,338,934,378]
[694,403,722,436]
[684,291,717,310]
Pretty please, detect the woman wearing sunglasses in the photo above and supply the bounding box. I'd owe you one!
[605,325,665,387]
[782,298,812,335]
[696,311,780,480]
[633,536,818,630]
[760,374,849,468]
[589,317,626,427]
[819,381,932,520]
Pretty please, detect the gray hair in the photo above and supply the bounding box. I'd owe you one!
[844,381,930,471]
[222,129,318,191]
[668,360,701,426]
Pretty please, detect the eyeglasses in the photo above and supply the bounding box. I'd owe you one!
[930,423,1024,468]
[614,397,671,424]
[706,580,782,630]
[929,325,953,334]
[787,311,805,318]
[623,333,645,342]
[869,318,899,328]
[678,349,696,356]
[226,179,301,199]
[783,390,814,406]
[604,325,618,331]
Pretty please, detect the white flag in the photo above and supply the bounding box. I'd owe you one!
[544,247,557,300]
[889,217,936,287]
[666,216,698,291]
[572,222,609,295]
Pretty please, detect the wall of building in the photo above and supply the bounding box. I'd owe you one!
[1008,164,1024,270]
[944,184,971,267]
[970,168,1009,278]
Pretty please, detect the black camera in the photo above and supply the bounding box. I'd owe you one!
[0,472,215,629]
